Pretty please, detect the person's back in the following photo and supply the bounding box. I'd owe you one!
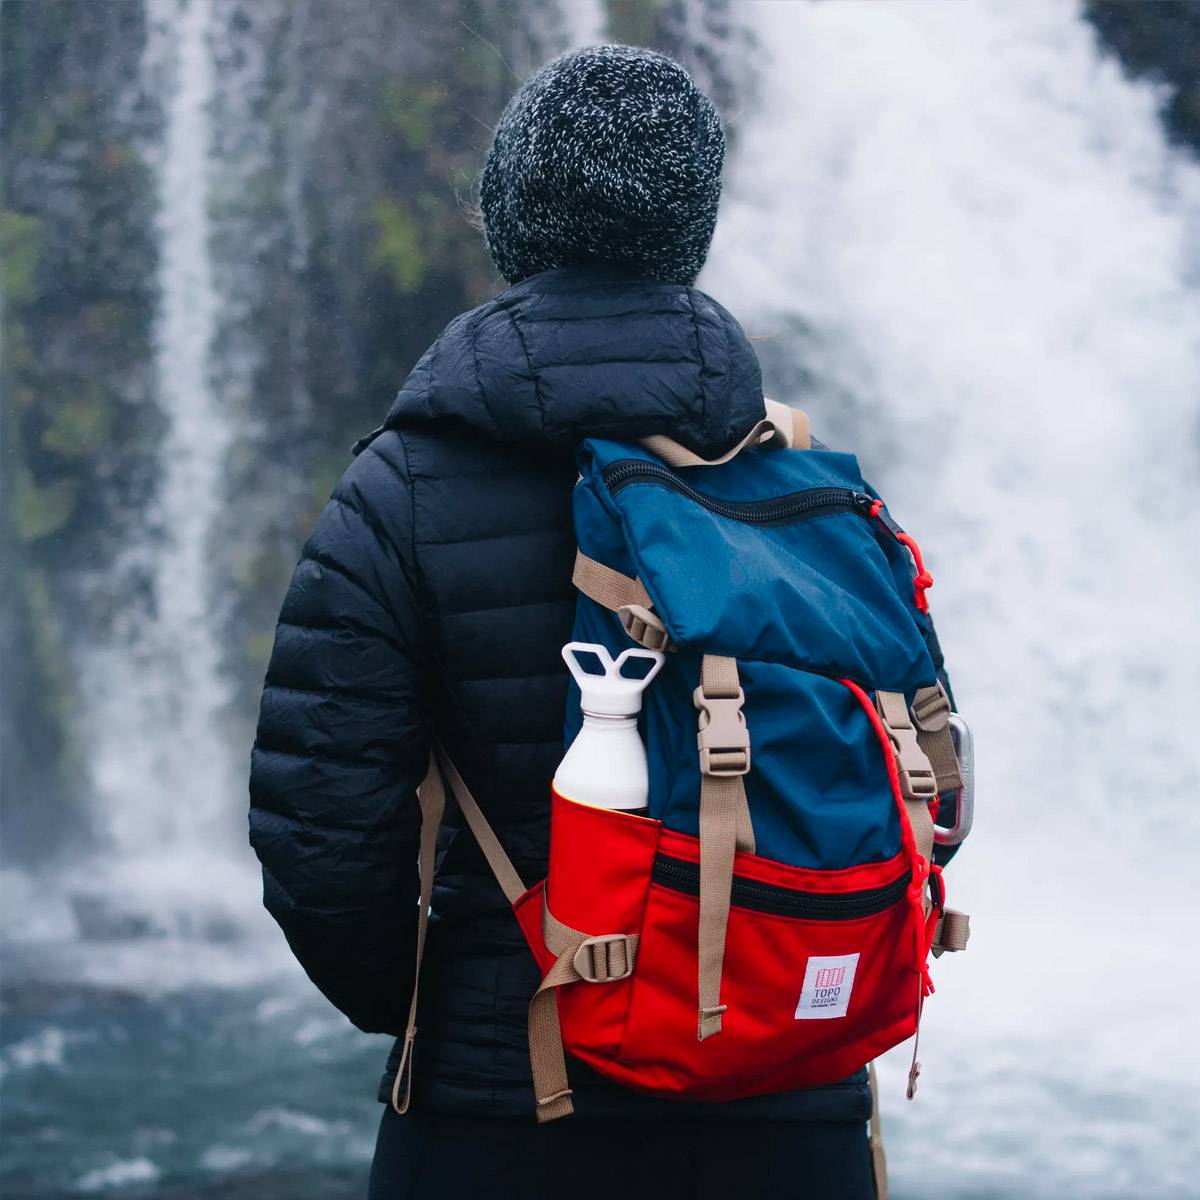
[251,45,884,1199]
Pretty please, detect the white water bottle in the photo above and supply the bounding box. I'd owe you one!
[555,642,665,815]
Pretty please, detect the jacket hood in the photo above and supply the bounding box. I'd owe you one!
[357,264,766,459]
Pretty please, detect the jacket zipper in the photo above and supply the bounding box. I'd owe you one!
[601,459,874,528]
[652,854,911,920]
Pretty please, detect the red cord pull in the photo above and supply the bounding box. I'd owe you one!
[895,530,933,612]
[866,500,935,613]
[917,862,944,996]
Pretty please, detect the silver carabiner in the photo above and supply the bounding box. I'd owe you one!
[933,713,974,846]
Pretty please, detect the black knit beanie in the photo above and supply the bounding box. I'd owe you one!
[480,45,725,286]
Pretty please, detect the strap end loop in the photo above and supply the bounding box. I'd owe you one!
[698,1004,727,1041]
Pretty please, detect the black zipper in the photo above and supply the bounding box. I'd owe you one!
[601,459,874,528]
[652,854,911,920]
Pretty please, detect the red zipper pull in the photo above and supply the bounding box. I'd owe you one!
[864,498,934,613]
[895,529,933,613]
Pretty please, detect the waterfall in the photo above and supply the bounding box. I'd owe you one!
[560,0,606,49]
[53,0,261,961]
[6,0,618,978]
[701,3,1200,1194]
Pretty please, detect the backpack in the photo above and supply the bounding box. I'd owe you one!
[394,402,971,1168]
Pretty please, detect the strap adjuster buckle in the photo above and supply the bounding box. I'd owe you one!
[573,934,636,983]
[617,604,673,652]
[875,697,938,802]
[911,681,952,733]
[693,687,751,776]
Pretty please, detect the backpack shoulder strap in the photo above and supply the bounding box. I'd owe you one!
[391,746,525,1114]
[395,747,647,1125]
[640,400,810,468]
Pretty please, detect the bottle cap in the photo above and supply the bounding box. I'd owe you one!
[562,642,665,717]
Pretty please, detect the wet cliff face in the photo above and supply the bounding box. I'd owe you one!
[0,0,602,862]
[2,1,164,857]
[1,0,1197,869]
[0,0,695,865]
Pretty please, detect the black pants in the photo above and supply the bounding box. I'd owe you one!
[369,1107,877,1200]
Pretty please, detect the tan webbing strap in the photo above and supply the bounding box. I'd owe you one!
[528,952,580,1123]
[874,691,936,871]
[791,406,811,451]
[694,655,755,1041]
[542,902,583,957]
[764,398,811,450]
[911,683,964,795]
[391,752,448,1114]
[435,747,525,905]
[642,417,776,469]
[528,902,639,1123]
[696,773,744,1040]
[543,903,639,983]
[393,749,526,1114]
[572,550,673,652]
[572,550,652,613]
[642,402,812,469]
[409,752,585,1123]
[932,908,971,956]
[868,1061,889,1200]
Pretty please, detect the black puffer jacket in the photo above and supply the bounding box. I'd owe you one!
[249,264,873,1121]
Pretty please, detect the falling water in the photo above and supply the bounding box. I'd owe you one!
[702,3,1200,1196]
[56,0,262,960]
[560,0,606,49]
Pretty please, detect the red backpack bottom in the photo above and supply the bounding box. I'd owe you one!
[513,787,929,1103]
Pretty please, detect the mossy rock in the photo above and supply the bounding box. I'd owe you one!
[0,210,44,309]
[40,388,113,458]
[12,457,78,541]
[380,81,448,154]
[369,196,426,294]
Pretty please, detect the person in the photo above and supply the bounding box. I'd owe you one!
[249,45,880,1200]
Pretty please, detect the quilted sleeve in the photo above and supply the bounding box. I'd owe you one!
[248,433,430,1034]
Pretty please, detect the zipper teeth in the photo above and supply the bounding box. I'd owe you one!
[602,460,868,526]
[652,854,911,920]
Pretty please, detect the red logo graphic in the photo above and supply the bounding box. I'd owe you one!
[815,966,846,989]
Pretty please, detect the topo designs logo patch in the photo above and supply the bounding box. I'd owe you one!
[795,953,860,1020]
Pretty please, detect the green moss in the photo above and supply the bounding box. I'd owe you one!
[28,109,58,159]
[605,0,660,47]
[12,457,78,541]
[369,196,426,294]
[3,314,34,381]
[101,141,135,174]
[0,210,43,309]
[380,81,447,153]
[82,299,142,345]
[41,389,113,458]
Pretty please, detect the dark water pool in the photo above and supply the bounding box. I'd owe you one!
[3,944,1195,1199]
[1,976,385,1198]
